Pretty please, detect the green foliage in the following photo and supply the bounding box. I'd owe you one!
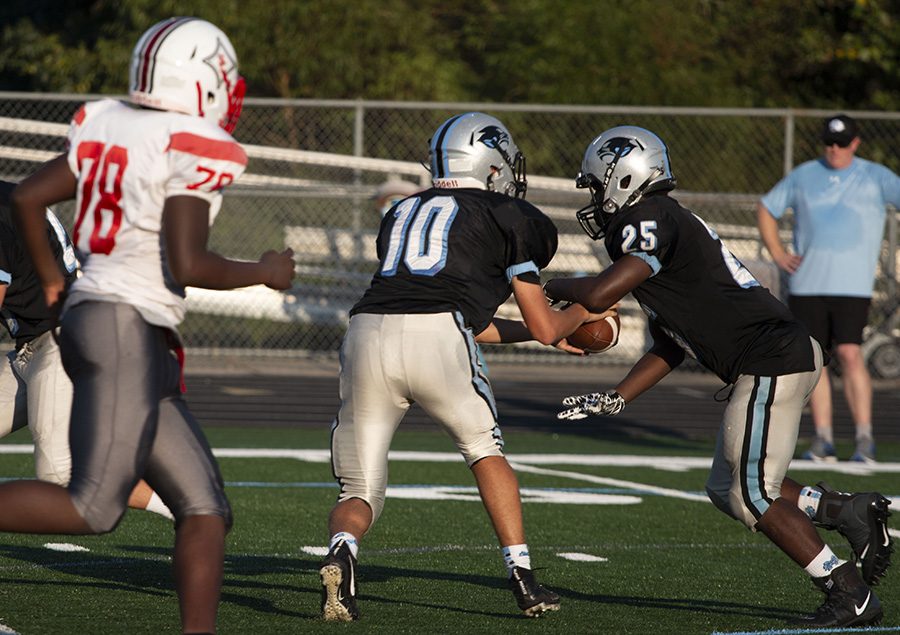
[2,0,897,109]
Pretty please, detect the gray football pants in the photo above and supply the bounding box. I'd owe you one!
[60,301,231,532]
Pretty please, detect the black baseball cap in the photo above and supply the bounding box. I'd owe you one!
[821,114,859,147]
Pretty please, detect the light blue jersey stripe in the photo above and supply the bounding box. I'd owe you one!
[745,377,773,518]
[506,260,539,282]
[631,252,662,276]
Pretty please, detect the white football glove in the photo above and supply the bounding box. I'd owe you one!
[558,391,626,420]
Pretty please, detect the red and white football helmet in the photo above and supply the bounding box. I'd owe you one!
[129,17,246,133]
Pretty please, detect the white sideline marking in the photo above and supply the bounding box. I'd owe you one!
[889,528,900,539]
[510,462,711,503]
[43,543,90,553]
[301,546,328,557]
[1,444,900,475]
[386,485,641,506]
[556,552,608,562]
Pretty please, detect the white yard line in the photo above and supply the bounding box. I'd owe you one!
[509,462,711,502]
[1,444,899,475]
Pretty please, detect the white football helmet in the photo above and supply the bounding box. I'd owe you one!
[575,125,676,239]
[429,112,527,198]
[129,17,246,133]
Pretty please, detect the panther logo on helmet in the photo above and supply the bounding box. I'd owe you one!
[597,137,638,161]
[477,126,510,152]
[429,112,527,198]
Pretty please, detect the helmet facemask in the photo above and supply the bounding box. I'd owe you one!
[489,147,527,199]
[221,75,246,133]
[574,173,614,240]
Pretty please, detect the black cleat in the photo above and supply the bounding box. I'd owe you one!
[508,566,560,617]
[790,561,882,627]
[319,540,360,622]
[814,481,893,585]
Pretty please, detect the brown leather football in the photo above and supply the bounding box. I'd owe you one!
[567,314,620,353]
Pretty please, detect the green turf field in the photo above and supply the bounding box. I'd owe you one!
[0,427,897,634]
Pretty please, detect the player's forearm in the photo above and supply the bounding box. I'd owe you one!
[544,276,617,312]
[169,251,271,290]
[523,303,589,345]
[615,352,675,402]
[11,156,73,289]
[756,204,786,259]
[475,318,532,344]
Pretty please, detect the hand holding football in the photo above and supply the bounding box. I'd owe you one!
[567,314,620,353]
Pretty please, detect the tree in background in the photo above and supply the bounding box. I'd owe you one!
[0,0,897,110]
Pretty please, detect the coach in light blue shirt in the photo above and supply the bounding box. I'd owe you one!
[758,113,900,465]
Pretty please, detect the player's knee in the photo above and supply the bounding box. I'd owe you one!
[337,480,384,525]
[705,484,738,521]
[35,464,70,487]
[168,490,233,531]
[728,489,766,530]
[340,492,382,525]
[459,438,504,467]
[33,446,72,487]
[79,506,127,534]
[173,505,233,532]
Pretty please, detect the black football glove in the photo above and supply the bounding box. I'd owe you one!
[558,391,626,420]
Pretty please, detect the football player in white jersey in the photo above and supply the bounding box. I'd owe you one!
[0,180,172,520]
[6,18,294,634]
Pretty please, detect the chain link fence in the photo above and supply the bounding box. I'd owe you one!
[1,93,898,373]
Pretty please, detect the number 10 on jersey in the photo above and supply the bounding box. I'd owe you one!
[381,195,459,277]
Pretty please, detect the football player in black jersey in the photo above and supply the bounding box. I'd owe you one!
[543,127,891,628]
[0,180,172,518]
[319,112,610,621]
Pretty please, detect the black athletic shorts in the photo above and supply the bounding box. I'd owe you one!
[788,295,871,349]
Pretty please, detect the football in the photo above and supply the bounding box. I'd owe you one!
[567,314,620,353]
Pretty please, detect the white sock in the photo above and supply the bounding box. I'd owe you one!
[798,486,823,520]
[817,430,834,444]
[502,543,531,576]
[856,425,873,441]
[145,491,174,520]
[805,545,844,578]
[329,532,359,559]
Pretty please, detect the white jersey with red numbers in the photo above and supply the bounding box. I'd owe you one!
[64,98,247,328]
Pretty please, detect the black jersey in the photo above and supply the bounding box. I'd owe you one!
[0,180,77,347]
[604,193,814,384]
[351,187,558,334]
